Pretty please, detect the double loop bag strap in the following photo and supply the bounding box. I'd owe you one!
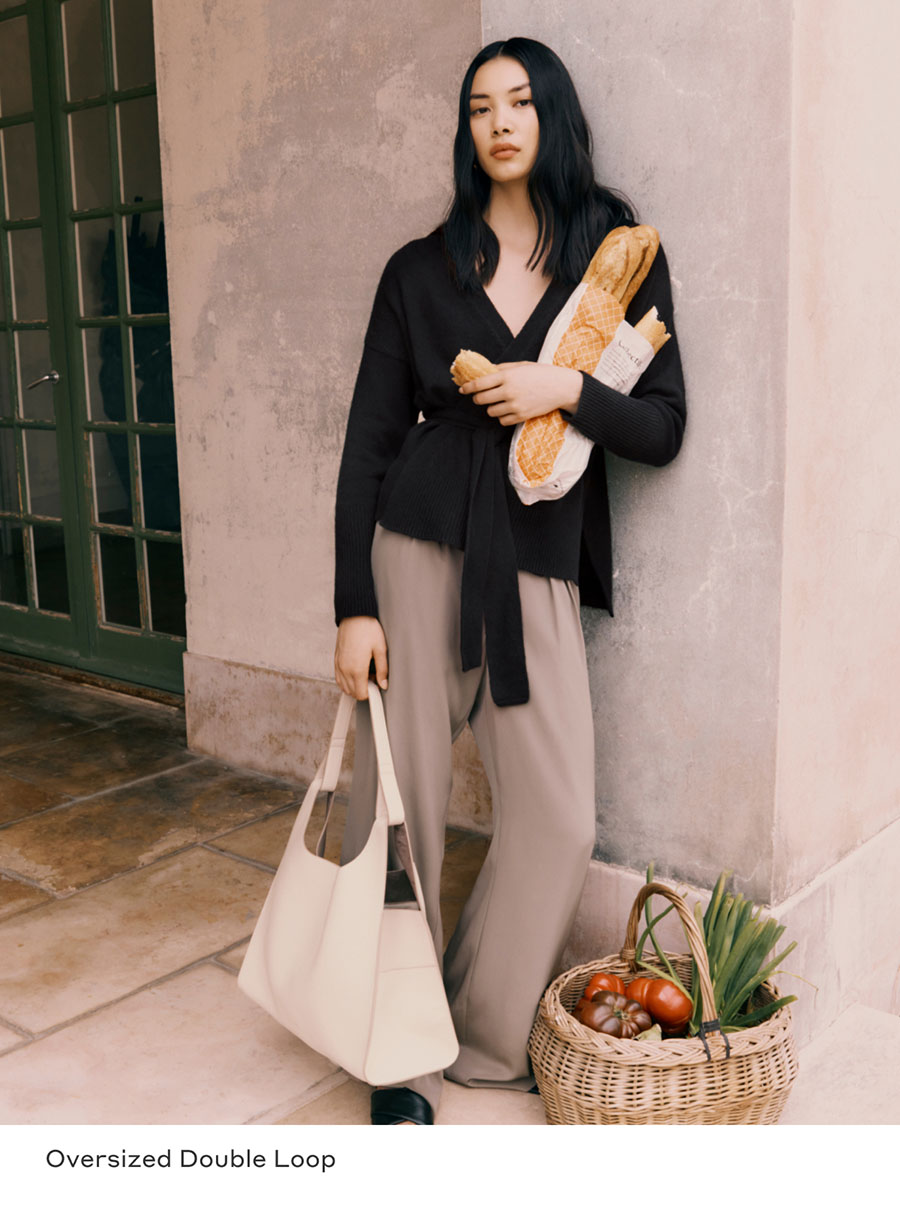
[312,682,406,860]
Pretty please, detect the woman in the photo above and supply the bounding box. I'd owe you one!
[333,37,686,1125]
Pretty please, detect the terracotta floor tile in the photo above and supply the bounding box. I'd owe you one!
[0,715,197,798]
[0,962,336,1124]
[0,772,67,826]
[0,846,272,1033]
[0,761,301,894]
[0,873,53,920]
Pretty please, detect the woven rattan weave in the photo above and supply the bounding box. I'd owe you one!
[527,881,798,1124]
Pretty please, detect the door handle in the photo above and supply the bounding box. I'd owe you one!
[26,370,60,389]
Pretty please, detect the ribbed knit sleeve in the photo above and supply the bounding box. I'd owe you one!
[334,257,419,623]
[563,242,686,466]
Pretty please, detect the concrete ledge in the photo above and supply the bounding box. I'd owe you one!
[182,651,493,832]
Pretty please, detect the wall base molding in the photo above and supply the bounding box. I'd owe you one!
[183,650,493,832]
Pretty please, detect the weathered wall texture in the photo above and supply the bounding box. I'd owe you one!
[483,2,792,900]
[775,0,900,899]
[152,0,480,677]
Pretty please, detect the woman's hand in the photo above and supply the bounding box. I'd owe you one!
[334,616,388,700]
[458,361,583,424]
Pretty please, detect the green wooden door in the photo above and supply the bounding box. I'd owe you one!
[0,0,183,693]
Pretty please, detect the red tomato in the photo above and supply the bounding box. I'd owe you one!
[623,977,655,1009]
[583,972,626,1001]
[645,979,693,1029]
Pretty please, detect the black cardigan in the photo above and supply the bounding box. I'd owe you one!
[334,223,686,706]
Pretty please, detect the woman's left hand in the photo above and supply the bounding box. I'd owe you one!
[458,361,583,425]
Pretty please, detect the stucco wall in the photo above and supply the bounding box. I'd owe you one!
[153,0,480,677]
[154,0,898,926]
[482,3,793,900]
[775,0,900,899]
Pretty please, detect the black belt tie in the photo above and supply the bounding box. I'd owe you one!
[430,414,529,707]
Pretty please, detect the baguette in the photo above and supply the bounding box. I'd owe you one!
[514,225,666,486]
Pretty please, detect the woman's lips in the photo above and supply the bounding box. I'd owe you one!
[491,147,519,158]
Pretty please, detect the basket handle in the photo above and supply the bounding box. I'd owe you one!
[620,881,727,1055]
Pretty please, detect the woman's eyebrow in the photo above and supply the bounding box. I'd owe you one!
[469,82,531,100]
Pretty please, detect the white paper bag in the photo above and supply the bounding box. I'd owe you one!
[509,309,656,505]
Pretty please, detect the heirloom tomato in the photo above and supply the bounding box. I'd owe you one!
[645,979,693,1029]
[583,972,626,1001]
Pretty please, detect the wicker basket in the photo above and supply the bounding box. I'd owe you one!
[528,881,798,1124]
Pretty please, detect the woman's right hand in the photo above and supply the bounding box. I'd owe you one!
[334,616,389,700]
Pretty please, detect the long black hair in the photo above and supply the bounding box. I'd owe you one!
[440,37,636,292]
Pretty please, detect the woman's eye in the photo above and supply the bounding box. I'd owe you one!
[470,107,487,116]
[515,99,532,106]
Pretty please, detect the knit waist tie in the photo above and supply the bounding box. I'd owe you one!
[428,413,529,707]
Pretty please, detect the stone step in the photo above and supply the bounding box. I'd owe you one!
[779,1002,900,1124]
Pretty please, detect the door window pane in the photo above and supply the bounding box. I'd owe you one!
[33,522,68,612]
[125,209,166,314]
[83,325,126,420]
[75,216,117,316]
[146,538,185,636]
[0,335,12,418]
[117,95,161,203]
[138,431,179,531]
[69,104,112,210]
[133,323,172,421]
[24,427,62,518]
[8,226,47,320]
[61,0,105,102]
[91,429,131,524]
[111,0,155,91]
[0,15,33,117]
[16,327,54,420]
[0,519,27,605]
[0,424,19,511]
[2,121,40,219]
[97,530,140,626]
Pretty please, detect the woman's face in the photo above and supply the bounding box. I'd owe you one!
[468,55,539,184]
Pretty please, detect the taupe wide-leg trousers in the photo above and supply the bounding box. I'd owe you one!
[340,523,596,1115]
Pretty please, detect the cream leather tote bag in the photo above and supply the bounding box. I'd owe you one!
[237,681,459,1085]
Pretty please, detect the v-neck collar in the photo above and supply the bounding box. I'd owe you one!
[474,275,566,353]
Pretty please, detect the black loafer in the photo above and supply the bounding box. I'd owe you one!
[370,1087,434,1125]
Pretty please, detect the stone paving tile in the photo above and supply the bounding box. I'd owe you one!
[0,761,300,894]
[275,1076,546,1125]
[0,1023,28,1055]
[440,835,489,902]
[0,707,101,758]
[209,799,343,867]
[0,668,183,728]
[275,1074,368,1124]
[0,715,197,799]
[778,1003,900,1125]
[216,940,249,972]
[0,771,67,827]
[0,846,271,1033]
[0,872,52,921]
[0,962,336,1124]
[439,1082,546,1125]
